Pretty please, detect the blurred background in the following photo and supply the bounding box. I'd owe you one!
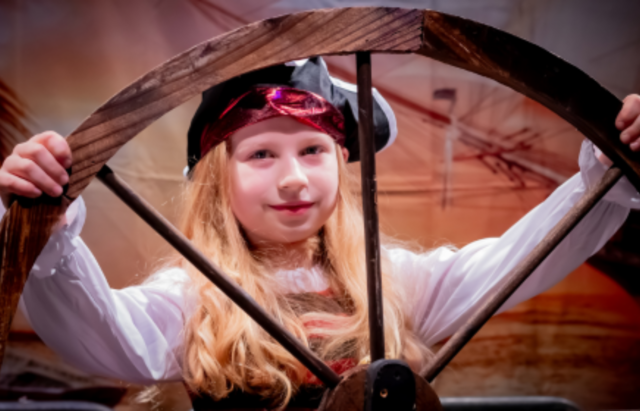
[1,0,640,409]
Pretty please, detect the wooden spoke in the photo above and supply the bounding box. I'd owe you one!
[356,52,385,362]
[423,166,624,382]
[96,166,341,388]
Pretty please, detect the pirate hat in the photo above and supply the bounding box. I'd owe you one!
[187,57,397,171]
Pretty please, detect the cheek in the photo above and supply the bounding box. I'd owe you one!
[229,163,270,221]
[310,161,340,210]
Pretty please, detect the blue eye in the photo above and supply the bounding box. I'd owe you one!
[303,146,321,155]
[251,150,269,159]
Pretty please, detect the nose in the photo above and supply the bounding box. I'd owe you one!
[277,156,308,193]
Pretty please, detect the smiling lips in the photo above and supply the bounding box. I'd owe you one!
[269,202,314,214]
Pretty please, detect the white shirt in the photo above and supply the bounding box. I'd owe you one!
[17,140,640,384]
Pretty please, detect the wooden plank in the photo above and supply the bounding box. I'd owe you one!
[96,166,341,387]
[423,166,624,382]
[0,197,69,364]
[356,52,385,362]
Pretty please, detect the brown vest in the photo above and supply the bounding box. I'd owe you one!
[187,385,326,411]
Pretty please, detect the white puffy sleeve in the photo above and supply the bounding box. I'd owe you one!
[391,139,640,347]
[18,197,189,384]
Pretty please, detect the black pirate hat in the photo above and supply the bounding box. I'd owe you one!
[187,57,397,172]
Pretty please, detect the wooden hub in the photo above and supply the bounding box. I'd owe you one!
[318,365,442,411]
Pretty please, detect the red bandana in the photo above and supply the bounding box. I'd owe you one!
[200,86,346,157]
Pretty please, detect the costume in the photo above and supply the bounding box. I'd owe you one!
[16,138,640,384]
[7,57,640,410]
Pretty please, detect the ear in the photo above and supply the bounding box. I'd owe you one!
[341,147,349,162]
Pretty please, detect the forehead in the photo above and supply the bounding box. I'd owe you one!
[229,116,334,150]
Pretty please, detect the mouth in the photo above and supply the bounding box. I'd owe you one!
[269,201,314,214]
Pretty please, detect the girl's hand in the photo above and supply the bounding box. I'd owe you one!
[0,131,72,207]
[597,94,640,166]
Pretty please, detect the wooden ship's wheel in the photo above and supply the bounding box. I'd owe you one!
[0,8,638,410]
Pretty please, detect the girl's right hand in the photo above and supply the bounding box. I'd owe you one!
[0,131,72,207]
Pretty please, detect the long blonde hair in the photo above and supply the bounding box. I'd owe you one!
[179,141,433,405]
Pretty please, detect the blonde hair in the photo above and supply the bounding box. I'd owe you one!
[179,142,433,405]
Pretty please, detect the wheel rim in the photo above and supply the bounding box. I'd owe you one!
[0,8,637,404]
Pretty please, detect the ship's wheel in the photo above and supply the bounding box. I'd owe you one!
[0,8,637,411]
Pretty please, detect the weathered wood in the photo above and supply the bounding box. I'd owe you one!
[0,197,69,365]
[423,166,624,382]
[318,365,442,411]
[96,166,341,388]
[356,52,385,362]
[65,8,423,200]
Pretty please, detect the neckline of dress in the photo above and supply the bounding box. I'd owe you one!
[274,265,329,294]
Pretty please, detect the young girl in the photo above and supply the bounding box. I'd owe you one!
[1,58,640,408]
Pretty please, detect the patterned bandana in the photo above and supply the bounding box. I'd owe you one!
[200,86,346,157]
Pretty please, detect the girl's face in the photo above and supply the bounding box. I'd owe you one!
[228,116,349,245]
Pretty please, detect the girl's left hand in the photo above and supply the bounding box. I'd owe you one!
[597,94,640,166]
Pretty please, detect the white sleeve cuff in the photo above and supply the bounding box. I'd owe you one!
[579,139,640,209]
[30,196,87,279]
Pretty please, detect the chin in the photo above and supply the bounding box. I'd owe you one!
[270,226,321,244]
[276,232,317,244]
